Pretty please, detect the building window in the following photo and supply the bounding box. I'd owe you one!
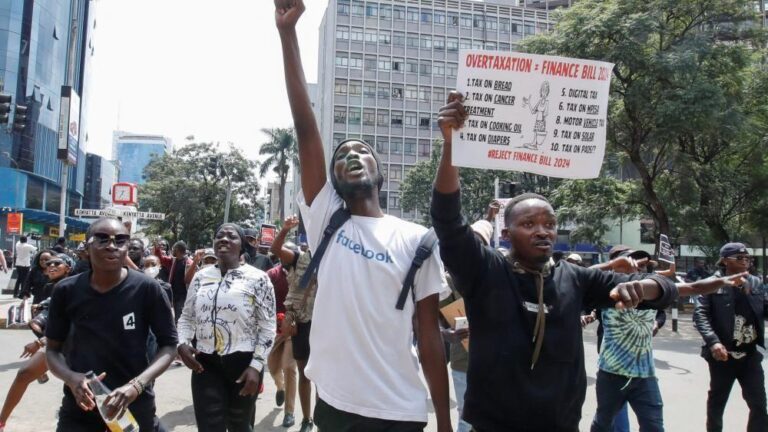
[335,53,348,67]
[334,106,347,124]
[349,80,362,95]
[511,21,522,34]
[404,139,417,155]
[26,177,44,210]
[350,54,363,69]
[392,57,404,72]
[485,41,497,50]
[377,83,390,99]
[419,114,431,129]
[379,30,391,45]
[419,86,430,102]
[486,17,498,30]
[405,85,418,100]
[334,79,348,95]
[419,60,431,76]
[351,1,364,16]
[499,42,511,51]
[460,15,472,28]
[364,55,377,71]
[391,138,402,154]
[393,6,405,20]
[406,59,419,74]
[349,107,361,125]
[380,4,392,20]
[365,29,378,43]
[350,27,364,42]
[377,109,389,126]
[448,13,459,27]
[433,35,445,51]
[407,33,420,49]
[378,57,391,71]
[334,133,346,148]
[447,63,458,78]
[433,87,445,103]
[389,165,402,180]
[434,11,446,25]
[338,2,350,16]
[432,61,445,77]
[407,8,419,23]
[472,40,483,49]
[376,137,388,153]
[393,32,405,46]
[419,139,431,157]
[525,23,535,35]
[336,25,349,41]
[460,38,472,49]
[473,15,485,29]
[389,192,401,209]
[363,82,376,97]
[420,35,432,49]
[392,85,403,99]
[500,17,511,33]
[363,108,376,125]
[404,111,417,127]
[447,37,459,52]
[391,111,403,126]
[421,10,432,24]
[365,3,378,17]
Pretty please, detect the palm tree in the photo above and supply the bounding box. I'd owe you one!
[259,127,299,221]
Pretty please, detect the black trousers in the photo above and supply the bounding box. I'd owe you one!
[13,266,29,297]
[57,391,164,431]
[706,351,768,432]
[191,351,259,432]
[315,398,426,432]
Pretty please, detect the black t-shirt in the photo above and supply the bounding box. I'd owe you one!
[733,287,759,353]
[45,269,178,396]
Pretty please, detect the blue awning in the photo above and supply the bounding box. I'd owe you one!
[0,208,91,231]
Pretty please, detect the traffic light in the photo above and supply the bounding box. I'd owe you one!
[499,182,519,198]
[12,104,27,132]
[0,94,11,124]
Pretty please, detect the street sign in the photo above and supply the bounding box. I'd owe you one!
[74,208,165,220]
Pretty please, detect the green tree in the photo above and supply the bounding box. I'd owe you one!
[521,0,766,247]
[140,142,262,248]
[259,128,299,221]
[401,141,557,225]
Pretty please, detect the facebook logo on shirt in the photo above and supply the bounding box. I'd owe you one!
[336,229,394,264]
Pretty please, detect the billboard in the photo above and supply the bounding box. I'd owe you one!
[6,213,23,235]
[57,86,81,165]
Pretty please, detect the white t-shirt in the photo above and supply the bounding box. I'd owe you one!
[15,242,37,267]
[298,182,448,422]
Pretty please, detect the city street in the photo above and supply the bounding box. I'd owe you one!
[0,271,759,431]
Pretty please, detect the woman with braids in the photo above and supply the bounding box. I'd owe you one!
[19,250,53,304]
[177,223,276,431]
[0,253,73,432]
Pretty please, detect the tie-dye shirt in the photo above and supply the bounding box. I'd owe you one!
[598,308,657,378]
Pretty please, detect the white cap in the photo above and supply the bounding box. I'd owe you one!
[566,253,582,263]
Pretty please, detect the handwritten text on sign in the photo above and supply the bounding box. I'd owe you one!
[451,51,614,179]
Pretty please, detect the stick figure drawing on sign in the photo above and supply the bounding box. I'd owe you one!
[521,81,550,150]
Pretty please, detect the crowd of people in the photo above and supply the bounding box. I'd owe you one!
[0,1,766,431]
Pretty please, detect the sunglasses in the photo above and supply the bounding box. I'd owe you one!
[725,255,751,262]
[46,261,65,268]
[88,233,131,248]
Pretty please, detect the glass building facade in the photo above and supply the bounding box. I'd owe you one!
[0,0,95,248]
[316,0,554,219]
[115,139,171,185]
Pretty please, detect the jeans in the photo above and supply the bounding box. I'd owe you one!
[451,369,472,432]
[57,392,164,431]
[591,371,663,432]
[13,266,29,298]
[613,403,630,432]
[706,352,767,432]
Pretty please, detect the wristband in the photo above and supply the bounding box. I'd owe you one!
[129,378,145,395]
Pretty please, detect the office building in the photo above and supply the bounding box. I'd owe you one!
[315,0,553,219]
[0,0,96,247]
[83,152,118,210]
[112,131,172,184]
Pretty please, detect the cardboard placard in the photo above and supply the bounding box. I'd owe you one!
[659,234,675,264]
[440,298,469,351]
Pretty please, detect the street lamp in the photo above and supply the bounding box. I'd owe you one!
[211,157,232,224]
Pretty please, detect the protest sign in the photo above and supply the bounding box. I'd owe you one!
[658,234,675,264]
[259,224,277,248]
[440,298,469,351]
[452,50,614,179]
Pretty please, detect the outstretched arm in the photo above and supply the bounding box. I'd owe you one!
[434,91,467,194]
[270,216,300,266]
[276,0,326,204]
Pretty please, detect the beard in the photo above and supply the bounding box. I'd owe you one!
[338,177,376,201]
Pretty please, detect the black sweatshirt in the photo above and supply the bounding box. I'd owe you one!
[431,189,677,432]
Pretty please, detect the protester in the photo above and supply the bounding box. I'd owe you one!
[177,223,276,431]
[19,250,52,304]
[566,253,584,266]
[694,242,768,432]
[70,243,91,275]
[266,257,298,428]
[0,253,72,432]
[686,258,711,282]
[153,240,193,321]
[13,236,37,298]
[277,2,451,430]
[432,91,749,431]
[0,247,8,273]
[45,217,178,431]
[271,216,316,432]
[51,237,67,254]
[244,228,274,272]
[184,248,217,284]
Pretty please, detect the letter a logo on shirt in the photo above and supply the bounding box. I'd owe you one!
[123,312,136,330]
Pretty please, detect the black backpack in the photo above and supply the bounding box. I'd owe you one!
[298,208,438,310]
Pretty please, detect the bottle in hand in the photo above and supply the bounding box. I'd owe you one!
[85,371,140,432]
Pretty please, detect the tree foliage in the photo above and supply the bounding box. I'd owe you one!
[259,128,299,221]
[521,0,768,248]
[139,143,262,248]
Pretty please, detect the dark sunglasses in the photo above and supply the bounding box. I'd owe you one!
[88,233,131,248]
[725,255,751,262]
[46,261,65,268]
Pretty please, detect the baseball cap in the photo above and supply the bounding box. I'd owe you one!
[720,242,748,258]
[566,253,582,263]
[608,245,631,260]
[203,248,216,260]
[243,228,259,240]
[470,220,493,246]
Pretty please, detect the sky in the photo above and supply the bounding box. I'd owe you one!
[84,0,328,170]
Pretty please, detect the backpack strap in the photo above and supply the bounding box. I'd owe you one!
[396,228,438,310]
[298,207,351,291]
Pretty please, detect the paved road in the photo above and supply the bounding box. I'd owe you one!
[0,272,760,430]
